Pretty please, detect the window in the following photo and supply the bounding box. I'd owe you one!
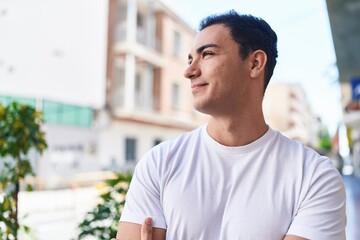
[172,83,180,109]
[173,31,181,58]
[154,138,162,146]
[0,95,36,107]
[117,1,127,22]
[137,12,144,28]
[113,66,125,108]
[43,100,93,128]
[125,137,137,162]
[0,96,93,128]
[135,73,143,107]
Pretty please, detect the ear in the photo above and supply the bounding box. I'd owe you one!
[249,50,267,79]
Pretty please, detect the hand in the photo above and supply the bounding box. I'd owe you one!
[141,217,154,240]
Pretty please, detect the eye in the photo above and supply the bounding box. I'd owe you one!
[202,51,214,58]
[187,58,193,65]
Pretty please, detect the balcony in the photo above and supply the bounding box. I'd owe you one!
[115,25,162,52]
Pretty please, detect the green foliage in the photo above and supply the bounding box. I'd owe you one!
[318,126,332,153]
[0,102,47,240]
[75,172,133,240]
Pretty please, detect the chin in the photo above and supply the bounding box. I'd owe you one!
[193,104,211,115]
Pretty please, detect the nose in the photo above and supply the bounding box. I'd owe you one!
[183,63,200,79]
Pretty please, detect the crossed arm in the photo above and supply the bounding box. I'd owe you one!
[114,218,307,240]
[115,218,166,240]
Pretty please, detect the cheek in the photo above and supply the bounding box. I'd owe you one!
[204,61,241,94]
[209,62,229,83]
[213,64,236,88]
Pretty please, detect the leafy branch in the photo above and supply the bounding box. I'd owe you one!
[74,172,132,240]
[0,102,47,240]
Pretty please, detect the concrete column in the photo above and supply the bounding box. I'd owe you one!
[127,0,137,43]
[143,64,153,110]
[124,53,136,110]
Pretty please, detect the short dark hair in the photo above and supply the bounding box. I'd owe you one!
[199,10,278,92]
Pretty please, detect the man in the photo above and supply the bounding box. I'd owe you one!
[116,10,346,239]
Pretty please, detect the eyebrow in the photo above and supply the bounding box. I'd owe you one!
[188,43,220,60]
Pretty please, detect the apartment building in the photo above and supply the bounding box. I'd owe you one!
[97,0,207,170]
[263,82,321,147]
[0,0,108,182]
[0,0,206,182]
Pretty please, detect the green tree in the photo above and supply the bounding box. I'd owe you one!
[75,172,132,240]
[0,102,47,240]
[318,126,332,154]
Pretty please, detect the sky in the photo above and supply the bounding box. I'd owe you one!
[171,0,342,134]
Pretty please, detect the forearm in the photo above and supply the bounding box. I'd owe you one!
[116,218,166,240]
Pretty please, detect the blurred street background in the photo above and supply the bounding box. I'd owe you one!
[1,0,360,239]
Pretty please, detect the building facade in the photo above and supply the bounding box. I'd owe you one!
[98,0,207,171]
[0,0,207,184]
[263,82,321,148]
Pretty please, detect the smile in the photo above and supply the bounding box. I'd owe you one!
[191,83,208,92]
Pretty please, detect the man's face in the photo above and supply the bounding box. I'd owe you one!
[184,24,252,116]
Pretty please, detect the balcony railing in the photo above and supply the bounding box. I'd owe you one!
[115,25,162,52]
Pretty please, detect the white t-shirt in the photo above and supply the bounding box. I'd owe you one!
[120,125,346,240]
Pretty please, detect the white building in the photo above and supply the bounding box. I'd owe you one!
[0,0,207,184]
[0,0,109,181]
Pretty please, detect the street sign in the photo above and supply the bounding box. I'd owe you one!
[351,77,360,100]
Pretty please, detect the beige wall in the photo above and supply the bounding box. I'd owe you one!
[158,9,207,124]
[263,82,320,146]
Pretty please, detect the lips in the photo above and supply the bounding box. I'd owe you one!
[191,82,208,91]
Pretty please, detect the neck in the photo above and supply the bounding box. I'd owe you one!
[206,110,268,147]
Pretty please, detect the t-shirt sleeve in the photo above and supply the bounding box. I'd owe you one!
[286,158,346,240]
[119,153,167,229]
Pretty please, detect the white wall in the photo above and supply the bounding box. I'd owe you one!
[97,121,187,170]
[38,124,99,177]
[0,0,108,108]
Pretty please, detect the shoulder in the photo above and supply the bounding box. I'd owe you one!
[277,129,344,196]
[269,129,342,187]
[271,131,346,238]
[270,129,327,164]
